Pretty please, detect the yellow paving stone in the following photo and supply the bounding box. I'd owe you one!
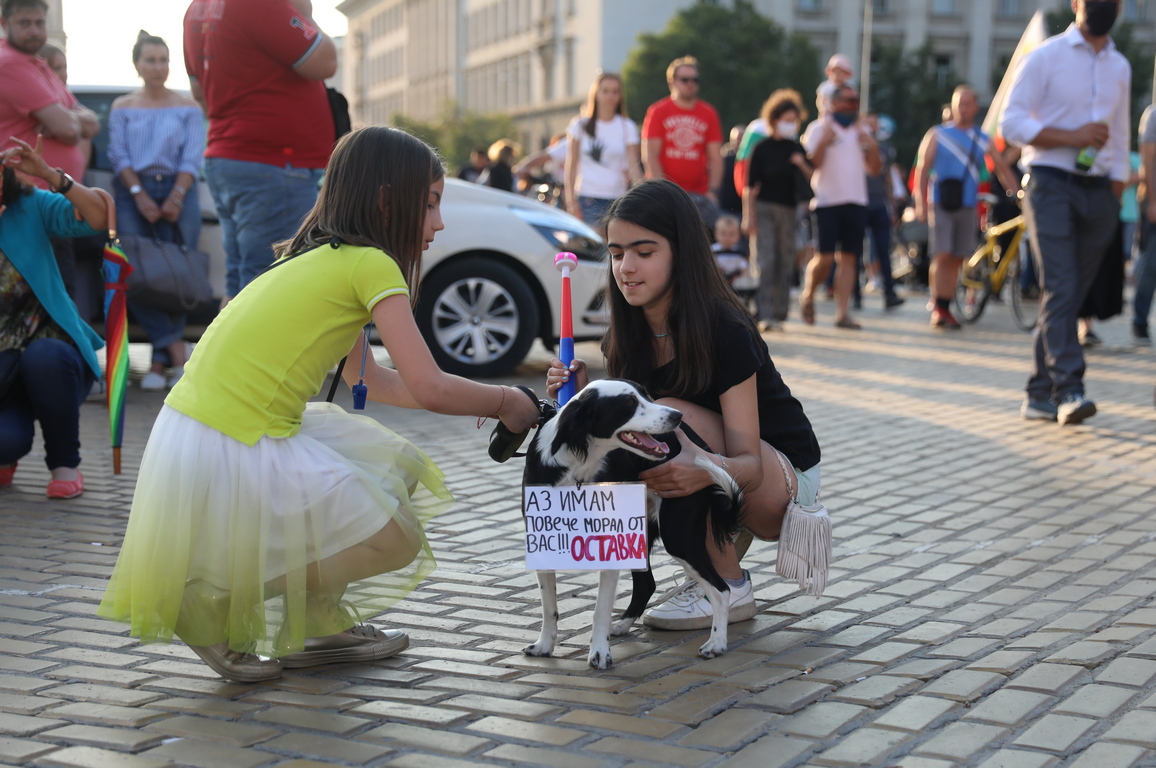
[811,727,913,767]
[466,715,584,746]
[0,736,58,763]
[1012,714,1097,753]
[832,675,920,708]
[258,732,392,764]
[44,704,168,730]
[362,722,492,755]
[415,676,539,698]
[675,707,777,749]
[0,713,66,737]
[744,680,833,714]
[149,697,264,719]
[484,743,606,768]
[739,631,818,656]
[848,642,923,666]
[251,705,372,735]
[914,722,1011,761]
[646,681,744,723]
[385,754,495,768]
[554,710,685,739]
[1054,684,1137,719]
[778,702,869,739]
[963,689,1053,727]
[34,725,166,753]
[1067,742,1148,768]
[966,651,1036,675]
[0,676,58,695]
[525,687,647,714]
[142,714,278,747]
[0,694,62,716]
[680,651,768,678]
[586,736,715,767]
[1094,657,1156,687]
[873,696,959,732]
[517,673,630,692]
[141,739,280,768]
[920,670,1006,702]
[239,690,363,710]
[41,667,158,689]
[974,749,1060,768]
[349,700,471,726]
[31,745,171,768]
[442,693,565,720]
[1102,710,1156,747]
[715,733,814,768]
[1006,663,1085,694]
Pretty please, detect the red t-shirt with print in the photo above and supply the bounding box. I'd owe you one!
[184,0,334,168]
[641,97,723,195]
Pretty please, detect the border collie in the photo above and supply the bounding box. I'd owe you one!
[521,379,745,669]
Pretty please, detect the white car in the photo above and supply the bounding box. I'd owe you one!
[72,86,608,377]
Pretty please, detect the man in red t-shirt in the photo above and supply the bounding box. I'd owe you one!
[642,55,723,227]
[184,0,337,301]
[0,0,98,188]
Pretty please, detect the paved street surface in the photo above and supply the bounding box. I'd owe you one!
[3,293,1156,768]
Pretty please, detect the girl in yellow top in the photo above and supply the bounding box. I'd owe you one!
[99,127,540,682]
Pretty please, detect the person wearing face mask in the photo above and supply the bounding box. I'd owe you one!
[798,85,881,330]
[742,90,812,330]
[1000,0,1130,427]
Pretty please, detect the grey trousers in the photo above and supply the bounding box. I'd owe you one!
[1022,170,1119,402]
[753,201,798,322]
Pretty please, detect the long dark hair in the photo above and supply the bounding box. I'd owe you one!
[276,126,444,302]
[601,179,756,396]
[582,71,627,138]
[1,167,31,206]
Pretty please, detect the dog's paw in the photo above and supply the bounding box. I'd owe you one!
[588,649,612,669]
[523,642,553,658]
[698,635,728,659]
[611,617,636,636]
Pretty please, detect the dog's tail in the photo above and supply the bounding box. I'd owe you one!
[694,455,746,551]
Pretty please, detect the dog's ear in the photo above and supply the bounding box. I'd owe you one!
[552,393,593,461]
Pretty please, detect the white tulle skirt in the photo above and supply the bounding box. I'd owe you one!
[98,403,453,656]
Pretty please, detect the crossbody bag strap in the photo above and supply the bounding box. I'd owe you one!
[772,449,798,504]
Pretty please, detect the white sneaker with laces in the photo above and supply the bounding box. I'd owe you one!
[140,371,167,391]
[642,575,756,630]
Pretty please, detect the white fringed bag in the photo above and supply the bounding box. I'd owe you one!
[773,451,831,596]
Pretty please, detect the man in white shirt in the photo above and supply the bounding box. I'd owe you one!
[800,85,881,330]
[1000,0,1130,426]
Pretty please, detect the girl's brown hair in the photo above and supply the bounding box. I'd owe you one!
[276,126,444,302]
[601,180,756,397]
[582,71,627,138]
[759,88,807,127]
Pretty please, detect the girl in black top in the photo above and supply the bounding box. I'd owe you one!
[547,180,820,627]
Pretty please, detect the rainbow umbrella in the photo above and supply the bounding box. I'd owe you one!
[102,240,133,474]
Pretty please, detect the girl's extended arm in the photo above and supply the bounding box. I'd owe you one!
[368,294,539,431]
[638,375,764,497]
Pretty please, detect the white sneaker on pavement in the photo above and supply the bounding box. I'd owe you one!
[642,573,756,630]
[140,371,167,391]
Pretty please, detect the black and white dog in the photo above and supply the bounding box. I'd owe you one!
[521,379,745,669]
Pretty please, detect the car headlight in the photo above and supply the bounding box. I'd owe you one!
[511,207,605,262]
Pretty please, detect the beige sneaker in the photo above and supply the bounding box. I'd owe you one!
[279,624,409,668]
[186,641,282,683]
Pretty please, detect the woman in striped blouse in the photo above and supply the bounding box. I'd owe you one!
[108,31,206,391]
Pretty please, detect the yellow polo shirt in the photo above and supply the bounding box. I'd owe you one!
[166,244,410,445]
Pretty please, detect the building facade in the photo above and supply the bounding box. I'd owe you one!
[45,0,66,49]
[340,0,1154,153]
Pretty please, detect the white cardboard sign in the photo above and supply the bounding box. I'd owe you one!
[523,483,648,570]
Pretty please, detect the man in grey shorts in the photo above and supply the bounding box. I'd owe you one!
[915,85,1017,329]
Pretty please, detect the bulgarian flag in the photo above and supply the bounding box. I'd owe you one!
[984,10,1048,139]
[733,118,769,199]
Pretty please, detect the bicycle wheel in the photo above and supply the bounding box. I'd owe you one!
[954,253,992,323]
[1008,252,1039,332]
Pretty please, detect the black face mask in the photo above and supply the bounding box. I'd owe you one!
[1084,1,1118,37]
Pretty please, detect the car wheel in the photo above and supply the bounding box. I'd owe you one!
[416,258,540,378]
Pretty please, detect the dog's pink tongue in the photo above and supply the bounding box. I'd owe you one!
[633,432,669,454]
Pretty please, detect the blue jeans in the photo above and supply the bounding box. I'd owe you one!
[0,338,96,470]
[866,205,897,296]
[204,158,324,297]
[578,196,614,227]
[116,175,201,366]
[1133,216,1156,333]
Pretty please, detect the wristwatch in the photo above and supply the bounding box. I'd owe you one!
[129,184,143,196]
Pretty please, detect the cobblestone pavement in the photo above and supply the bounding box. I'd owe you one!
[3,294,1156,768]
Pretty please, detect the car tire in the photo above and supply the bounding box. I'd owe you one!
[416,258,540,378]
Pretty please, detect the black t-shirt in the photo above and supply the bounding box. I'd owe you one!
[645,305,821,471]
[747,137,806,206]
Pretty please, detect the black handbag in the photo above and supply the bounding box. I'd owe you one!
[0,348,20,401]
[119,223,212,312]
[936,130,981,212]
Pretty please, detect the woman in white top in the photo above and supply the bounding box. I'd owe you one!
[565,72,642,225]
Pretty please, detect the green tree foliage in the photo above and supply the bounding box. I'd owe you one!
[620,0,821,134]
[869,41,961,170]
[1045,6,1154,131]
[392,103,521,170]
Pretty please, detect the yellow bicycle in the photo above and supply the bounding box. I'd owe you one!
[953,213,1039,331]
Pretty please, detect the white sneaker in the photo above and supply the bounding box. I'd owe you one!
[642,574,757,630]
[140,372,167,391]
[167,366,185,388]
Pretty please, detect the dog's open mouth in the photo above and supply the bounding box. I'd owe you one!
[618,431,669,457]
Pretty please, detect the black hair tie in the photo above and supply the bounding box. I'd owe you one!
[329,237,342,248]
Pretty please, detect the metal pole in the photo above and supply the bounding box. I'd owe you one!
[860,0,874,115]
